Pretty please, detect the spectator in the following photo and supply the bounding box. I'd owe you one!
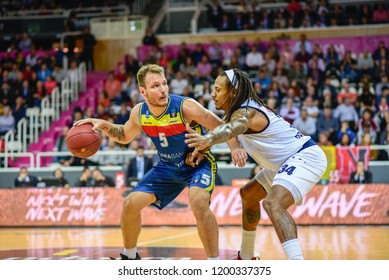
[373,58,389,82]
[52,168,70,188]
[245,45,264,71]
[338,121,356,143]
[337,132,355,147]
[115,102,131,125]
[170,71,189,96]
[18,32,32,51]
[358,132,378,160]
[372,41,389,62]
[0,81,16,107]
[11,96,26,126]
[25,49,38,68]
[359,4,372,24]
[302,95,319,120]
[375,75,389,99]
[377,108,389,144]
[279,97,300,124]
[142,27,158,46]
[81,27,96,71]
[325,45,340,64]
[99,139,123,166]
[126,145,154,187]
[125,54,140,76]
[0,105,15,136]
[357,84,376,114]
[317,131,333,146]
[44,75,57,95]
[121,74,138,103]
[281,86,301,108]
[65,12,77,58]
[333,97,359,131]
[196,55,213,83]
[337,79,357,105]
[317,106,339,144]
[233,13,245,31]
[52,64,66,84]
[37,63,52,82]
[377,133,389,160]
[340,51,358,82]
[349,160,372,184]
[372,3,388,23]
[293,34,313,55]
[294,44,312,66]
[54,126,70,164]
[104,71,122,102]
[14,167,38,187]
[208,39,223,67]
[357,49,374,78]
[357,109,379,144]
[32,80,46,107]
[206,0,224,29]
[92,167,115,187]
[293,108,317,140]
[67,60,80,86]
[75,167,95,187]
[218,13,231,31]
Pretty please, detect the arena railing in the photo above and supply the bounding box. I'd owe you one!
[29,145,389,169]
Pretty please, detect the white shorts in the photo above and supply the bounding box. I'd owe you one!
[254,145,327,205]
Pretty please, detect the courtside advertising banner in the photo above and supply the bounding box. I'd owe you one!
[0,184,388,226]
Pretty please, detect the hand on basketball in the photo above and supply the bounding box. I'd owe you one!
[185,123,211,163]
[73,118,107,132]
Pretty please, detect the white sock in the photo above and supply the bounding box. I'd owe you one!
[208,256,220,260]
[281,239,304,260]
[240,229,257,260]
[123,247,137,259]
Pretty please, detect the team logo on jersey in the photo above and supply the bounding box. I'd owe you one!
[146,110,150,119]
[170,107,177,118]
[193,174,200,183]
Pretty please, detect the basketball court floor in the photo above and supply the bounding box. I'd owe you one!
[1,225,389,260]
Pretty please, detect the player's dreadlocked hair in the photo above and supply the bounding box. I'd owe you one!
[220,68,279,122]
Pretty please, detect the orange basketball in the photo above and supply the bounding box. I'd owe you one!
[65,123,102,158]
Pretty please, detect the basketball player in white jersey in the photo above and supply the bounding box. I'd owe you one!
[185,68,327,260]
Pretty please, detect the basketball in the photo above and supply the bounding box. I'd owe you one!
[65,123,102,158]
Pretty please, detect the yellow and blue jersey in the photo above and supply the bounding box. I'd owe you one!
[140,94,204,169]
[134,94,218,209]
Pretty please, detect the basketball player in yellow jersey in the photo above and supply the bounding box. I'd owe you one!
[74,64,247,260]
[185,69,327,260]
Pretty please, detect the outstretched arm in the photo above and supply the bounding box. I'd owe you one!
[185,108,254,150]
[185,108,259,164]
[74,104,142,144]
[183,99,248,166]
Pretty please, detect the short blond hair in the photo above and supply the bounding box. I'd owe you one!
[136,64,165,88]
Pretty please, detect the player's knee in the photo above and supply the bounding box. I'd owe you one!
[122,195,141,212]
[240,186,253,203]
[189,197,209,217]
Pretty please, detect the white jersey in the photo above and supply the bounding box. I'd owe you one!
[237,99,311,171]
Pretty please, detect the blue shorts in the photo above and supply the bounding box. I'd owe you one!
[131,154,217,209]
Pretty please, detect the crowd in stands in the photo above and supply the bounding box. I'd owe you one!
[206,0,389,31]
[0,46,81,133]
[75,31,389,170]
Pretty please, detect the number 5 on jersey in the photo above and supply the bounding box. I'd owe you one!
[159,132,168,147]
